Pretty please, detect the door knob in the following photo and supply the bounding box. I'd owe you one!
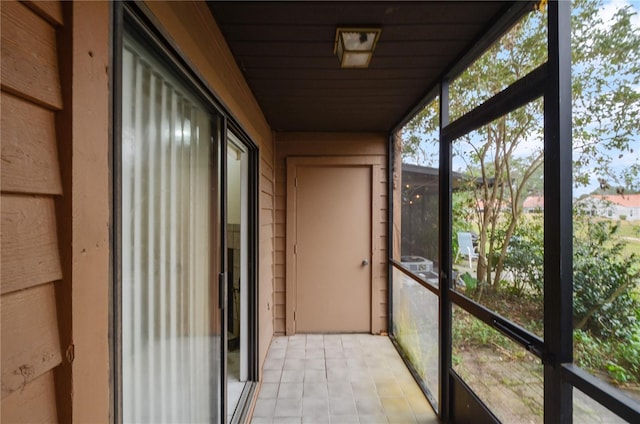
[362,259,369,266]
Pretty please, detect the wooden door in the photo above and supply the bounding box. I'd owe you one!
[291,164,372,333]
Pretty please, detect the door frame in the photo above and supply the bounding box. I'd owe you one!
[285,156,383,335]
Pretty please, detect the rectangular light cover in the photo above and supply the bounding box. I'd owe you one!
[335,28,381,68]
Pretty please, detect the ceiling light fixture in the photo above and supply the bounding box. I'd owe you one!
[334,27,381,68]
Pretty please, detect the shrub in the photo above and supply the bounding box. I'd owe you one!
[574,324,640,383]
[573,216,640,339]
[501,214,544,298]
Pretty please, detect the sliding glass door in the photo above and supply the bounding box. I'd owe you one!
[120,29,222,423]
[118,10,260,422]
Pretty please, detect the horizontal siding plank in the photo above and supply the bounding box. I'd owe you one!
[1,93,62,195]
[259,233,273,250]
[274,210,285,226]
[275,264,285,279]
[275,195,286,212]
[1,369,58,423]
[22,0,63,26]
[1,195,62,294]
[260,163,274,179]
[260,154,274,174]
[260,136,274,157]
[259,268,273,284]
[275,182,286,198]
[260,192,273,209]
[275,182,284,196]
[260,174,273,194]
[1,282,62,399]
[260,211,274,227]
[1,0,62,110]
[275,236,285,252]
[260,157,274,174]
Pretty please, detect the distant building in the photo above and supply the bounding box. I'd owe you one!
[475,199,511,213]
[523,195,544,213]
[577,194,640,221]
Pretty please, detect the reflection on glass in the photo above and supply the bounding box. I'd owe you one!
[121,34,219,423]
[398,97,440,283]
[573,388,630,424]
[452,306,543,423]
[451,99,544,338]
[449,9,547,121]
[570,0,640,396]
[392,267,439,410]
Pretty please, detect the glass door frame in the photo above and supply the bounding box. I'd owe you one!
[221,122,260,423]
[113,3,260,423]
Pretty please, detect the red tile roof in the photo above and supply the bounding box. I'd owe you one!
[592,194,640,207]
[523,196,544,209]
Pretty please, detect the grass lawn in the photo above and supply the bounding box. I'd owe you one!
[617,220,640,238]
[616,220,640,257]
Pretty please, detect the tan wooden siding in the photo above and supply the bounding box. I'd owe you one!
[1,195,62,295]
[1,0,62,110]
[260,149,276,363]
[0,1,64,421]
[22,0,64,26]
[145,0,276,373]
[274,132,389,335]
[1,282,62,399]
[1,93,62,195]
[1,370,58,423]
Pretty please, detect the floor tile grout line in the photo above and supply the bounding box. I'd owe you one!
[252,335,435,424]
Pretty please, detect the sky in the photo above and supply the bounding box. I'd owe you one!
[602,0,640,27]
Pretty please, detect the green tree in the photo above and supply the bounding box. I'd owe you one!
[401,0,640,291]
[572,0,640,192]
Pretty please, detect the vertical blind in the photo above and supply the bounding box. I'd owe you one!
[121,35,219,423]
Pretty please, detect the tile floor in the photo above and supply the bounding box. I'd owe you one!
[250,334,439,424]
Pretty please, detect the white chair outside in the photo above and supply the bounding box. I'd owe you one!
[456,231,479,268]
